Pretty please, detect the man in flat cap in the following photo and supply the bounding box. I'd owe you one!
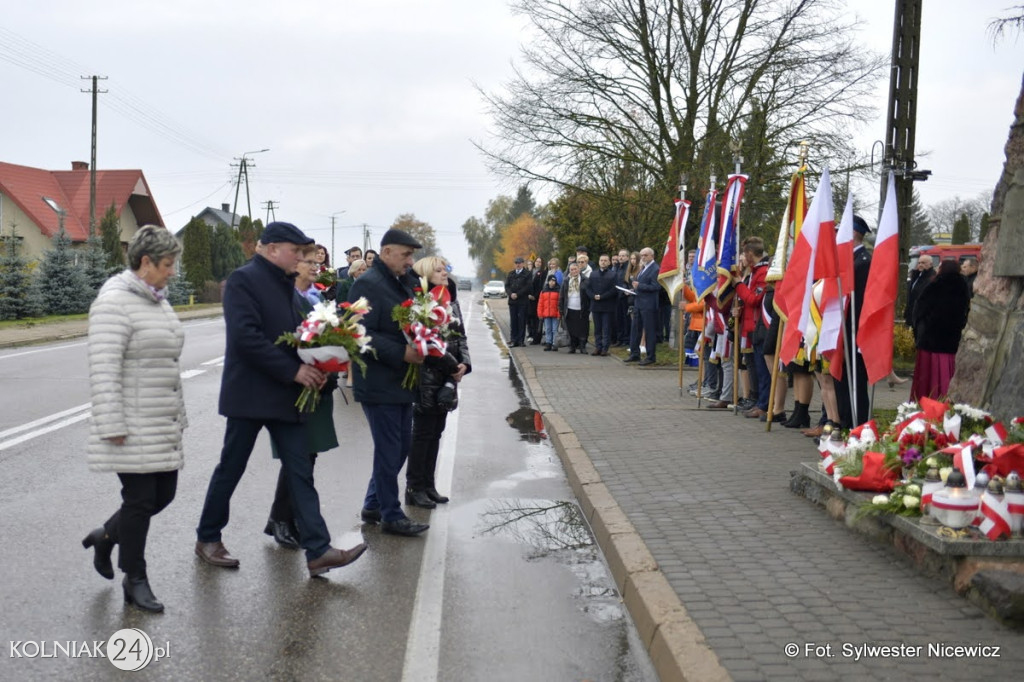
[347,228,430,536]
[195,221,367,577]
[505,256,532,347]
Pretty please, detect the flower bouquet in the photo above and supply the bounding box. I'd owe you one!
[392,281,455,389]
[856,481,923,520]
[313,267,337,292]
[276,298,374,412]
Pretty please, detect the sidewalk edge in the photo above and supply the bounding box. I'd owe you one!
[493,305,731,682]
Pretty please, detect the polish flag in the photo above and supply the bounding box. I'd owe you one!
[857,172,900,385]
[776,168,834,365]
[828,195,855,380]
[985,422,1008,445]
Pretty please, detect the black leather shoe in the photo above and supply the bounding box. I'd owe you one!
[623,356,641,363]
[381,518,430,536]
[425,488,449,504]
[263,518,300,550]
[123,576,164,613]
[405,489,436,509]
[82,527,115,580]
[360,508,382,524]
[638,358,655,366]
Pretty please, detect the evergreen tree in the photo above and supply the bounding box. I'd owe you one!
[81,234,111,294]
[99,202,124,269]
[166,260,195,306]
[506,185,537,223]
[237,216,264,259]
[181,216,214,291]
[210,223,246,280]
[0,227,33,320]
[952,212,971,245]
[978,211,991,243]
[907,189,932,246]
[30,226,91,315]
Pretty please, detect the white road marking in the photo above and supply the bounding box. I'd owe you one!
[0,341,87,360]
[201,356,224,366]
[401,294,472,682]
[0,363,216,451]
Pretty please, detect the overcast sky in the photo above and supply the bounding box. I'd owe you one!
[1,1,1021,275]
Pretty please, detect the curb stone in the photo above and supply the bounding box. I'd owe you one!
[491,302,731,682]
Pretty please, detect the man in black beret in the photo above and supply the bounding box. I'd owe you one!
[195,222,367,576]
[347,228,430,536]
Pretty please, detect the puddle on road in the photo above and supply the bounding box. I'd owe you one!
[476,497,623,625]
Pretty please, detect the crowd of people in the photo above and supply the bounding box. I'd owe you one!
[83,225,465,612]
[501,221,980,440]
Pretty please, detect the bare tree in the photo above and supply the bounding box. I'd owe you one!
[925,192,992,242]
[478,0,885,246]
[988,5,1024,41]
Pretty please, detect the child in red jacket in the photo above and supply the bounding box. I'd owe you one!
[537,275,561,350]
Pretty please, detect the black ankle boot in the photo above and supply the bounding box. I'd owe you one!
[783,402,810,428]
[82,527,115,580]
[425,488,449,504]
[123,575,164,613]
[263,518,300,550]
[405,488,436,509]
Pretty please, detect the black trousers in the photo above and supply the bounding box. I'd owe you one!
[270,453,319,526]
[835,352,869,430]
[406,410,449,491]
[103,471,178,579]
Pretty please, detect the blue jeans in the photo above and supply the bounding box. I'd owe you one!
[592,311,612,351]
[197,418,331,561]
[543,317,558,346]
[361,403,413,523]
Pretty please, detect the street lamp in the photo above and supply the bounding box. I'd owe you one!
[42,195,72,264]
[231,148,270,230]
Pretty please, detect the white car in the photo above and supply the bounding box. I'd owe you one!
[482,280,507,298]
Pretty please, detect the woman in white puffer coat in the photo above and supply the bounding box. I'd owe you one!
[81,225,186,613]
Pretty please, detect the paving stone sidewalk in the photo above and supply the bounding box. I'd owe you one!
[487,300,1021,682]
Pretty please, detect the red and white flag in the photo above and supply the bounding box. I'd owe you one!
[827,195,855,380]
[857,172,900,385]
[775,168,834,365]
[985,422,1008,445]
[658,199,692,299]
[979,493,1013,540]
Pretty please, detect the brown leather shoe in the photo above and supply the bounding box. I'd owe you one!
[308,544,367,577]
[705,400,729,409]
[590,349,602,356]
[195,541,240,568]
[802,425,824,438]
[744,407,767,419]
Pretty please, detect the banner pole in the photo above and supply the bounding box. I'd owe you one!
[766,321,785,432]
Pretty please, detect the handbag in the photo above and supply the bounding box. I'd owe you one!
[555,319,570,348]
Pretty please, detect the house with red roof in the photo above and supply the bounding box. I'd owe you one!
[0,160,164,261]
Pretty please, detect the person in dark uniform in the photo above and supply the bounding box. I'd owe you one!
[527,257,547,344]
[195,222,366,578]
[505,257,532,346]
[348,229,430,536]
[835,215,872,429]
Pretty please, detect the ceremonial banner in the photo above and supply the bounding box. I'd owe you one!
[715,174,748,295]
[775,168,834,366]
[827,195,856,380]
[692,190,720,301]
[766,167,808,282]
[858,172,900,385]
[658,198,692,299]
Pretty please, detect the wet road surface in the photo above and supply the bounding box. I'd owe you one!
[0,294,656,681]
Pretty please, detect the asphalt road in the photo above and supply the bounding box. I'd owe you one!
[0,293,656,681]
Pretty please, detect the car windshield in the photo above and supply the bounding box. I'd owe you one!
[486,281,503,287]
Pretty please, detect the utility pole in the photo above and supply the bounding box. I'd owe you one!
[262,200,279,225]
[329,211,346,258]
[81,75,107,237]
[880,0,930,275]
[230,149,269,230]
[362,224,370,254]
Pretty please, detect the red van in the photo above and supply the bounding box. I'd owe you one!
[907,244,981,270]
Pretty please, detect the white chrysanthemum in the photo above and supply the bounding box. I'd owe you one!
[872,495,889,505]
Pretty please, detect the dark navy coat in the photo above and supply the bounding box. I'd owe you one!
[348,259,418,404]
[219,255,305,421]
[587,266,619,313]
[633,261,661,312]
